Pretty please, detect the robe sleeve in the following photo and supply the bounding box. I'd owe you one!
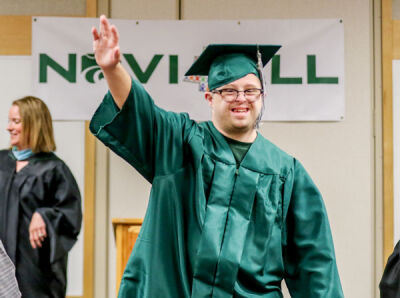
[282,159,344,297]
[36,162,82,264]
[90,79,195,183]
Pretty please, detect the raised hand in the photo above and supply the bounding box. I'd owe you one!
[92,15,121,71]
[91,15,132,108]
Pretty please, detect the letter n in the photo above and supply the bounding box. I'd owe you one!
[39,54,76,83]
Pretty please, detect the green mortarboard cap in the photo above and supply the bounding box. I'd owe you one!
[185,44,281,90]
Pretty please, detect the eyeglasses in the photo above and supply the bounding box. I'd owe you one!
[212,88,263,103]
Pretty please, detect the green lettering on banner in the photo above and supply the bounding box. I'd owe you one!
[271,55,302,84]
[39,54,76,83]
[81,54,104,83]
[169,55,178,84]
[123,54,163,83]
[307,55,339,84]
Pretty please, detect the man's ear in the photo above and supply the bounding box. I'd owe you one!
[205,92,213,107]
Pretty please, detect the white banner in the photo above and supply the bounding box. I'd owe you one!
[32,17,344,121]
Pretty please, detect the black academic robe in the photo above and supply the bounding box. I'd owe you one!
[0,150,82,298]
[380,240,400,298]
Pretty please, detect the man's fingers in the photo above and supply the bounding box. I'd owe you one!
[93,41,97,53]
[110,25,119,44]
[99,15,106,34]
[114,47,121,62]
[92,27,100,41]
[100,15,110,38]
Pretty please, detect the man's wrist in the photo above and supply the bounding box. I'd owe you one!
[101,61,121,74]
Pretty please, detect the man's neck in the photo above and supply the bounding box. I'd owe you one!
[213,124,257,143]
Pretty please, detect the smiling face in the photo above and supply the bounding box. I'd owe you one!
[7,105,27,150]
[205,73,263,142]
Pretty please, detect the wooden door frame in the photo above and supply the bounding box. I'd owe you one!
[382,0,397,264]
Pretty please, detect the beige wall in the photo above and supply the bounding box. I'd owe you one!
[111,0,178,19]
[394,0,400,19]
[103,1,381,298]
[0,0,86,15]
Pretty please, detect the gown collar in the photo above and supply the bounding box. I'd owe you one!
[205,121,282,175]
[206,121,259,164]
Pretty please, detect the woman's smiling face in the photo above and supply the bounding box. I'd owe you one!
[7,104,27,150]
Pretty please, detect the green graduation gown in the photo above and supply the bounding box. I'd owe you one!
[90,80,343,298]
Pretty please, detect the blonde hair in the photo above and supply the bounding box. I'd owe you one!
[12,96,56,153]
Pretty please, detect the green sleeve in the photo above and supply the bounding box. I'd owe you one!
[282,159,344,297]
[90,79,195,183]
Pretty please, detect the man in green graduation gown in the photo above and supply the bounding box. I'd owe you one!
[90,16,344,297]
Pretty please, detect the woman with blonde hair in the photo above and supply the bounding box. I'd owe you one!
[0,96,82,298]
